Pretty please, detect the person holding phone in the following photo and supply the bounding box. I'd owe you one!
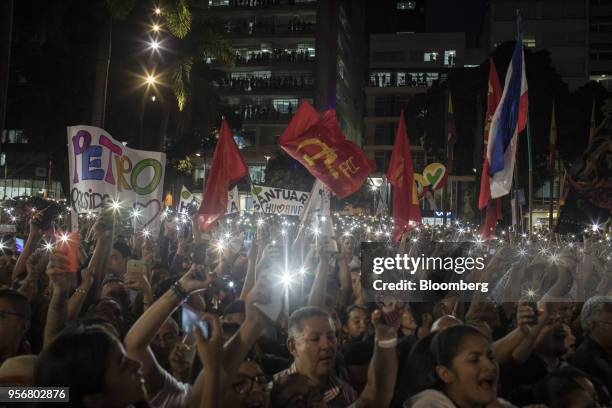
[124,263,213,407]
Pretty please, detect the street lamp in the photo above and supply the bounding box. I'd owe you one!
[152,24,160,32]
[145,74,157,86]
[154,7,162,15]
[149,40,160,50]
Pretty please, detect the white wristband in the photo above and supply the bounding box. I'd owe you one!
[376,337,398,349]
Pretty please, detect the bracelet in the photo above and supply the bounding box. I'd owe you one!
[74,288,88,295]
[376,337,398,349]
[171,281,189,303]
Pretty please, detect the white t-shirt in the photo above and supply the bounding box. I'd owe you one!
[149,368,191,408]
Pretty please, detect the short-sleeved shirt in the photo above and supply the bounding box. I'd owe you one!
[149,368,191,408]
[272,363,358,408]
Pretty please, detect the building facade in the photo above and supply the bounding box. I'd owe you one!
[488,0,591,90]
[194,0,366,185]
[364,32,479,173]
[589,0,612,86]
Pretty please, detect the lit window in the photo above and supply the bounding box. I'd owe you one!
[424,51,438,62]
[249,165,266,183]
[523,35,536,48]
[194,168,205,182]
[1,130,28,144]
[397,1,416,10]
[444,50,456,67]
[272,98,299,114]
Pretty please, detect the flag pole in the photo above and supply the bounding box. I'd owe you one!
[527,111,533,236]
[442,87,449,214]
[548,101,555,231]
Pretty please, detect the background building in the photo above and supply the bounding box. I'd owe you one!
[364,32,484,172]
[194,0,366,186]
[589,0,612,86]
[488,0,590,90]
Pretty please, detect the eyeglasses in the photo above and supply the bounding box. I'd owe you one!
[0,310,26,320]
[232,374,268,395]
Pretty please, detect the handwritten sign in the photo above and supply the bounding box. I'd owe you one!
[67,126,166,231]
[251,185,309,216]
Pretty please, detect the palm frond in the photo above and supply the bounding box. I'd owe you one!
[172,58,194,111]
[187,17,235,65]
[161,0,192,39]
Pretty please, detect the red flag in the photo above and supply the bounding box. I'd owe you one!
[387,110,421,241]
[478,58,503,210]
[280,101,374,198]
[480,198,502,239]
[478,59,503,240]
[197,119,248,231]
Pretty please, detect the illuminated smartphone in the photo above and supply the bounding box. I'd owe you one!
[54,232,80,273]
[15,237,24,253]
[181,306,210,339]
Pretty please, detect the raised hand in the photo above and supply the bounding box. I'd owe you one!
[517,302,538,336]
[46,253,76,292]
[372,309,401,342]
[194,314,223,368]
[178,264,213,294]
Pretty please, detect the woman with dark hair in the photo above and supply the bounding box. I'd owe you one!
[392,333,437,408]
[34,324,149,407]
[404,325,501,408]
[35,313,223,408]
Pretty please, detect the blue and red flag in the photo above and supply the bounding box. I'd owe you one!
[480,14,528,204]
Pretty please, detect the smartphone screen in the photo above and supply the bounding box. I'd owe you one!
[54,232,80,273]
[181,306,209,338]
[15,238,24,253]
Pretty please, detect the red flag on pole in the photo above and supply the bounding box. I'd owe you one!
[478,58,503,239]
[280,101,374,198]
[197,118,248,231]
[387,110,421,241]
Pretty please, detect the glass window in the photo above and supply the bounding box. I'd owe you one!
[397,72,407,86]
[1,130,28,144]
[523,34,536,48]
[249,165,266,183]
[194,168,205,183]
[396,1,416,10]
[424,51,438,62]
[272,98,298,113]
[370,72,391,87]
[444,50,456,67]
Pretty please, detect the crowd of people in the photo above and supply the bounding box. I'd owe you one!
[369,74,436,88]
[216,74,314,92]
[217,0,314,8]
[235,104,294,121]
[225,18,313,36]
[234,48,315,65]
[0,198,610,408]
